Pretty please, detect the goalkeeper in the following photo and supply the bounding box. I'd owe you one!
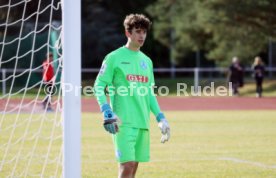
[94,14,170,178]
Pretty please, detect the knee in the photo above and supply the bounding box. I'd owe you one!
[120,162,135,175]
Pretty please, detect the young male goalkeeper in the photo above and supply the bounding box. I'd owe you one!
[94,14,170,178]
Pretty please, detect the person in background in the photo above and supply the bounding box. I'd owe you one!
[228,56,244,96]
[42,52,55,111]
[252,56,265,98]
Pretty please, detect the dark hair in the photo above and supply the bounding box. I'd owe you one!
[123,14,152,32]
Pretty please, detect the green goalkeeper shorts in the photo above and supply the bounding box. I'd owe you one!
[112,126,150,163]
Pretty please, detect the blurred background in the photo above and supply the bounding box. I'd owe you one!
[0,0,276,95]
[81,0,276,68]
[1,0,276,67]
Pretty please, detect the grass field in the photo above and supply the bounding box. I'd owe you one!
[85,111,276,178]
[1,111,276,177]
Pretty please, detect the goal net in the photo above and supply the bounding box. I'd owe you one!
[0,0,80,177]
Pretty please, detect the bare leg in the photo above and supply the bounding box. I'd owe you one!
[132,162,139,178]
[119,161,136,178]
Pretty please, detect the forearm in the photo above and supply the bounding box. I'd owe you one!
[150,91,164,122]
[94,79,108,107]
[94,79,119,134]
[150,93,160,115]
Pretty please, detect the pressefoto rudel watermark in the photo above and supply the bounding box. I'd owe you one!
[45,82,233,97]
[176,82,233,97]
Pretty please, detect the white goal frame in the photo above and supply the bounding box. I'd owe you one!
[62,0,81,177]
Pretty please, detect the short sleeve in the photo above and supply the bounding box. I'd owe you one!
[96,54,115,84]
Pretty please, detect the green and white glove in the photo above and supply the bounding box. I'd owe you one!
[101,104,121,134]
[156,113,170,143]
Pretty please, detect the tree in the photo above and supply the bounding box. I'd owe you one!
[147,0,276,66]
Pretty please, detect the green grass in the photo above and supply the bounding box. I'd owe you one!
[1,111,276,177]
[0,113,62,177]
[238,80,276,97]
[86,111,276,178]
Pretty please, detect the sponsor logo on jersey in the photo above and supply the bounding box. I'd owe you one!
[140,60,147,70]
[121,62,130,64]
[126,74,148,83]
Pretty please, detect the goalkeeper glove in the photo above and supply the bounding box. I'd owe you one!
[101,104,120,134]
[156,112,170,143]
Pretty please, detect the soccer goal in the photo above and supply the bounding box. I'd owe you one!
[0,0,81,177]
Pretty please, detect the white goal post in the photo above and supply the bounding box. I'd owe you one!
[62,0,81,177]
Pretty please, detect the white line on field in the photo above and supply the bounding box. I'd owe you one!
[219,157,276,169]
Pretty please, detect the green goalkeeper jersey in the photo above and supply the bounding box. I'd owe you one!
[95,46,155,129]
